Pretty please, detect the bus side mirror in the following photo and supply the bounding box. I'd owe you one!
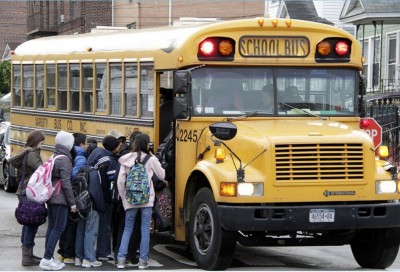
[359,74,366,95]
[209,122,237,141]
[174,71,192,119]
[174,70,191,95]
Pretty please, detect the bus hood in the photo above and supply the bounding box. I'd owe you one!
[230,119,372,145]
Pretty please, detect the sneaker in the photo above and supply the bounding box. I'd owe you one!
[97,254,115,261]
[53,258,66,269]
[39,258,63,271]
[125,260,139,267]
[81,259,102,268]
[63,257,75,264]
[74,258,82,267]
[139,258,149,269]
[57,254,64,263]
[116,258,125,269]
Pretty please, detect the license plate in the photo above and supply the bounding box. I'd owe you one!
[309,209,335,223]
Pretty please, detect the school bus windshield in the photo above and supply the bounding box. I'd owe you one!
[191,67,357,117]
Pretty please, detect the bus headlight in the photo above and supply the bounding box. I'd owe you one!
[220,182,264,196]
[376,180,397,194]
[238,182,263,196]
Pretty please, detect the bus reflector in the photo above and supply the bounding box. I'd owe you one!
[220,182,236,196]
[198,37,235,61]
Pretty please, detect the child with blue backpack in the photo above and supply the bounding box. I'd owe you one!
[116,133,166,269]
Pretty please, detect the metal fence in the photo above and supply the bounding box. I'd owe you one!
[365,104,400,164]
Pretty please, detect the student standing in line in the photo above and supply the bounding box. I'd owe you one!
[113,131,143,266]
[57,133,88,264]
[116,134,166,269]
[39,131,77,271]
[8,130,46,267]
[85,137,98,157]
[86,135,122,262]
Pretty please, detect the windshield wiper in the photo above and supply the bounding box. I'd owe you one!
[225,111,272,122]
[279,102,328,120]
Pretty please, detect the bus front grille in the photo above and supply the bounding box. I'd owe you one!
[275,143,364,181]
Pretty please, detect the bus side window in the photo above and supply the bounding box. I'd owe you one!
[58,64,67,111]
[70,63,80,112]
[110,63,122,115]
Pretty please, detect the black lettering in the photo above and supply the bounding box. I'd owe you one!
[36,117,48,128]
[268,40,276,55]
[261,39,267,55]
[80,121,87,133]
[66,120,73,131]
[239,39,246,55]
[285,40,291,55]
[300,40,307,55]
[246,39,252,56]
[54,118,61,130]
[253,39,260,56]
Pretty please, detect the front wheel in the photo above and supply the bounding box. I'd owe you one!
[351,227,400,269]
[189,188,236,270]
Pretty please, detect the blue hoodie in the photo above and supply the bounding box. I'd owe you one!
[72,145,87,179]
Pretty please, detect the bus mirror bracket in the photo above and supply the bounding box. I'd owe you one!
[174,70,192,120]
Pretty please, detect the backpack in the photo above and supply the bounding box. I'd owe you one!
[156,131,174,182]
[26,155,65,204]
[71,166,93,219]
[125,154,152,205]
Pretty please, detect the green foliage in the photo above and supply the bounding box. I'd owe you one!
[0,61,11,95]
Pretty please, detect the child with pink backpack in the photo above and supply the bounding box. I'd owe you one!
[39,131,78,271]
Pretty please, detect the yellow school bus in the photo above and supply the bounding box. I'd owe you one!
[10,18,400,270]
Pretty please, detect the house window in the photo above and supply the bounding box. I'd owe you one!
[388,34,397,87]
[362,37,381,91]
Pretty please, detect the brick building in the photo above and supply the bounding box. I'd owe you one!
[0,1,27,61]
[113,0,265,28]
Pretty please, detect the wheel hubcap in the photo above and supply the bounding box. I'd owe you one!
[193,203,214,255]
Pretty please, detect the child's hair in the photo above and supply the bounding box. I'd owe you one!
[73,132,87,146]
[25,130,45,148]
[132,133,150,161]
[86,137,98,156]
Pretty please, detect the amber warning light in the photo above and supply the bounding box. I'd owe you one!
[198,37,235,61]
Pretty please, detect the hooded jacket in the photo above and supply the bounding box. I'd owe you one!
[87,147,119,203]
[117,151,165,210]
[9,147,42,195]
[72,145,87,179]
[48,144,76,208]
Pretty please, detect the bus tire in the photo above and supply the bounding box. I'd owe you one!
[350,227,400,269]
[189,187,236,270]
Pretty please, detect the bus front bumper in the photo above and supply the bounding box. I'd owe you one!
[218,202,400,231]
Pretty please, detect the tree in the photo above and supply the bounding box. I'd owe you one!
[0,61,11,95]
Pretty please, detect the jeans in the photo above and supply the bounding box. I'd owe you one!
[57,215,78,258]
[75,209,99,262]
[114,203,141,261]
[96,202,113,258]
[44,204,68,260]
[117,207,152,262]
[21,225,39,249]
